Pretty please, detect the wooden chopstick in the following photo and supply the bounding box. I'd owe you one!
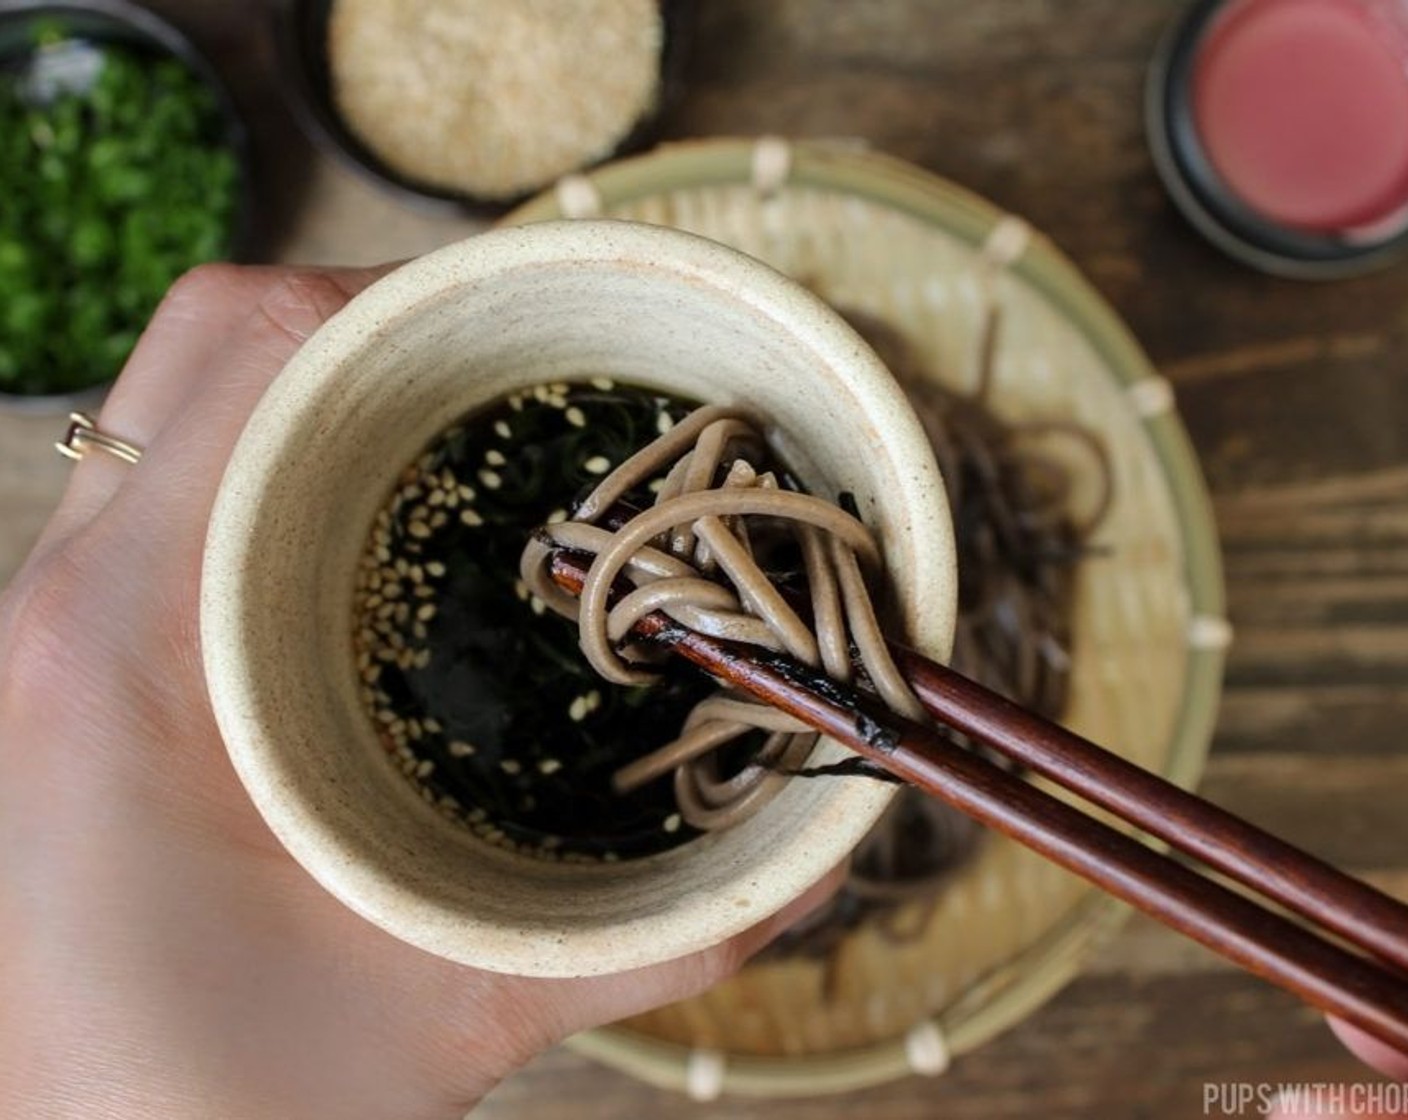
[546,548,1408,1056]
[891,646,1408,977]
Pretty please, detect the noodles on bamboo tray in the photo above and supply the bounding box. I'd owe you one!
[500,138,1227,1099]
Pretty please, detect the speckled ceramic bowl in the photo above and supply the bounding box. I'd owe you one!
[200,220,956,978]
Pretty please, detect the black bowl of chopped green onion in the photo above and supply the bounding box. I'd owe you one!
[0,0,252,409]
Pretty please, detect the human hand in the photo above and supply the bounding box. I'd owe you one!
[0,264,840,1119]
[1267,1019,1408,1119]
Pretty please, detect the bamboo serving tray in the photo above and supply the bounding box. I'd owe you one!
[501,137,1227,1099]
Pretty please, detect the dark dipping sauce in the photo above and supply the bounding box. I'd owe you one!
[352,380,714,860]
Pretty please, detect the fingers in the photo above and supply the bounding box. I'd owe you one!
[101,265,300,437]
[1329,1016,1408,1080]
[112,267,391,560]
[48,264,397,545]
[1267,1019,1408,1119]
[49,266,294,537]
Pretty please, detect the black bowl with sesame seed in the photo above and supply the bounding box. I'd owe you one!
[271,0,694,213]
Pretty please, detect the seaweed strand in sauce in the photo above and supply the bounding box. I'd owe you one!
[352,380,713,860]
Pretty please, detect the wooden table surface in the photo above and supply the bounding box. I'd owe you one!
[3,3,1406,1116]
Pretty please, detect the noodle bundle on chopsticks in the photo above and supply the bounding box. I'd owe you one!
[520,403,925,832]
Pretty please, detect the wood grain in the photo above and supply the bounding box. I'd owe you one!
[2,0,1405,1115]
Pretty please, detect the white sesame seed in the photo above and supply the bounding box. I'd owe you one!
[478,469,502,490]
[508,394,524,411]
[590,376,614,390]
[425,560,446,577]
[565,406,586,428]
[568,695,589,722]
[416,759,435,778]
[514,579,529,601]
[407,520,431,539]
[493,419,512,439]
[500,759,522,775]
[530,595,546,616]
[585,689,601,712]
[485,449,506,467]
[417,603,436,622]
[460,509,484,527]
[656,410,675,434]
[664,813,682,833]
[423,717,442,733]
[538,758,563,775]
[458,484,476,500]
[449,740,476,758]
[546,508,567,524]
[583,455,610,475]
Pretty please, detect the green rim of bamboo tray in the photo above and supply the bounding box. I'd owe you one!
[502,138,1227,1098]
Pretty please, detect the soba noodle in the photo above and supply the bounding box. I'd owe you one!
[521,403,925,833]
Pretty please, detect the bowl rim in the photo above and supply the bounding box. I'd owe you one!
[200,217,958,979]
[503,137,1228,1096]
